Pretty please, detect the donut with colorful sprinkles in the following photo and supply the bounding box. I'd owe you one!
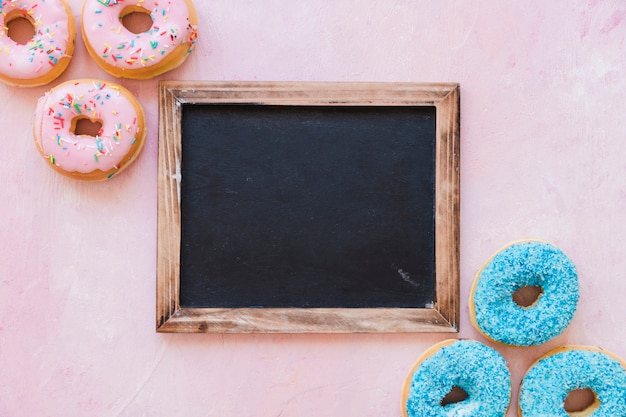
[81,0,198,79]
[519,345,626,417]
[469,240,579,346]
[0,0,75,87]
[33,79,146,181]
[401,339,512,417]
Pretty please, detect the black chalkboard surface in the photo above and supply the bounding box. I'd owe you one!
[180,104,436,308]
[157,82,459,333]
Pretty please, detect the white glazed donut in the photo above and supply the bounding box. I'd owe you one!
[0,0,75,87]
[33,79,146,181]
[81,0,198,79]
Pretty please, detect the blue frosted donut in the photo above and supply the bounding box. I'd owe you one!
[402,339,511,417]
[469,240,579,346]
[519,346,626,417]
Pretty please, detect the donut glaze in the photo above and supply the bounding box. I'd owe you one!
[33,79,146,181]
[401,339,511,417]
[81,0,198,79]
[519,346,626,417]
[0,0,75,87]
[469,240,579,346]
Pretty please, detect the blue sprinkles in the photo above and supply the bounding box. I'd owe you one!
[405,339,511,417]
[471,241,579,346]
[520,347,626,416]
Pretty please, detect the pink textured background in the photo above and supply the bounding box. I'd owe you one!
[1,1,625,416]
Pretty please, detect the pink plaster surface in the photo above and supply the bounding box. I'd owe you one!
[1,1,625,416]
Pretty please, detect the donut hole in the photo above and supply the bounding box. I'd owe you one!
[72,116,104,138]
[564,388,600,416]
[513,285,544,308]
[5,12,36,45]
[440,386,469,406]
[120,6,154,34]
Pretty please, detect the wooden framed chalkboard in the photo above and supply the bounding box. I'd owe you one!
[157,82,460,333]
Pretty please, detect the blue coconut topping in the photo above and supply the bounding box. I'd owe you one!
[405,340,511,417]
[472,241,579,346]
[520,348,626,417]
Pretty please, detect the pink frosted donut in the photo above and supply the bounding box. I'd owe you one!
[33,79,146,181]
[0,0,75,87]
[81,0,198,79]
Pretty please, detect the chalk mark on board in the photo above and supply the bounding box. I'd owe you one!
[396,267,420,288]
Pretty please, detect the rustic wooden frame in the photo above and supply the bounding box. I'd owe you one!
[157,81,460,333]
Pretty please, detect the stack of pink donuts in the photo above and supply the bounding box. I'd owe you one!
[0,0,198,180]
